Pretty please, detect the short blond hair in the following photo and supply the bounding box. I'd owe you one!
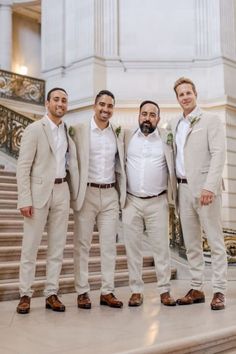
[173,77,197,96]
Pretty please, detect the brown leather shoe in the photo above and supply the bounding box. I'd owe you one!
[177,289,205,305]
[100,293,123,308]
[211,292,225,310]
[77,293,91,309]
[45,294,65,312]
[160,292,176,306]
[128,293,143,307]
[16,295,31,314]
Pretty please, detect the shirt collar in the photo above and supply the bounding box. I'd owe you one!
[180,106,202,123]
[91,116,111,131]
[46,115,64,131]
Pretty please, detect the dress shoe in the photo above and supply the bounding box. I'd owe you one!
[100,293,123,308]
[211,292,225,310]
[16,295,31,314]
[77,293,91,309]
[128,293,143,307]
[45,294,65,312]
[160,292,176,306]
[177,289,205,305]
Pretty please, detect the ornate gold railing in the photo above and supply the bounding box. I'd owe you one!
[0,69,45,105]
[0,104,33,158]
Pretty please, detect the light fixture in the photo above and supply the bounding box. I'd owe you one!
[19,65,28,75]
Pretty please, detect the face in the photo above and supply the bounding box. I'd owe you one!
[94,94,114,126]
[139,103,160,135]
[176,83,197,116]
[46,90,68,121]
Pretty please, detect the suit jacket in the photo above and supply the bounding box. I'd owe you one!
[170,109,226,197]
[124,127,177,207]
[17,115,79,209]
[71,119,126,211]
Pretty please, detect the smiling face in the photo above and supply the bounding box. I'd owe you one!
[139,103,160,136]
[46,90,68,124]
[93,94,114,129]
[175,83,197,117]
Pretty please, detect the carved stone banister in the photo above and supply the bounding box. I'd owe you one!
[0,69,45,105]
[0,104,33,158]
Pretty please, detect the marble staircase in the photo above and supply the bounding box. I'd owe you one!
[0,166,176,301]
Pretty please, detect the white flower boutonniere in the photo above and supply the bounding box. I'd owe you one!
[115,126,121,138]
[189,116,200,128]
[68,126,75,137]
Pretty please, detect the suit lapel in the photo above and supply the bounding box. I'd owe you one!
[41,116,56,155]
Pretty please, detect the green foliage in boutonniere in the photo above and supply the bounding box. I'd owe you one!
[166,132,173,145]
[68,126,75,137]
[115,126,121,137]
[189,116,200,128]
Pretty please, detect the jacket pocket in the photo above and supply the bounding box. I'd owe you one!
[30,176,42,184]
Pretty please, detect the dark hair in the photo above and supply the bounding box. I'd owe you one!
[95,90,115,104]
[173,77,197,96]
[139,100,160,116]
[47,87,68,101]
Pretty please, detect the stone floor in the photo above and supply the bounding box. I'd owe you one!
[1,280,236,354]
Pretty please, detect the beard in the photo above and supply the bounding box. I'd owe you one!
[140,121,156,135]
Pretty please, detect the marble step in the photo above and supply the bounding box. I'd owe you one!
[0,175,17,184]
[0,183,17,191]
[0,170,16,177]
[0,191,18,200]
[0,267,173,301]
[0,209,75,220]
[0,199,17,209]
[0,243,126,261]
[0,219,75,232]
[0,231,99,246]
[0,255,155,280]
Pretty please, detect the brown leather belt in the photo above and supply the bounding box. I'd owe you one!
[177,178,188,184]
[54,178,67,184]
[87,183,115,189]
[127,190,166,199]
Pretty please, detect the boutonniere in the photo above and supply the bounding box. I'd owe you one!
[166,132,173,145]
[115,126,121,137]
[189,116,201,128]
[68,126,75,137]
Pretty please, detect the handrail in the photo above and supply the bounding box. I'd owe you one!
[0,69,45,106]
[0,104,33,159]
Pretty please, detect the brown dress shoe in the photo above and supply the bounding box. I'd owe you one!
[160,292,176,306]
[46,294,65,312]
[77,293,91,309]
[128,293,143,307]
[16,295,31,314]
[100,293,123,308]
[211,292,225,310]
[177,289,205,305]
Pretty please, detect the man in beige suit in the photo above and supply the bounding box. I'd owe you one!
[122,100,177,307]
[16,88,79,314]
[171,77,227,310]
[71,90,126,309]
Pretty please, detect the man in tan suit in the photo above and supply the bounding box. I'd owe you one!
[16,88,79,314]
[171,77,227,310]
[71,90,126,309]
[122,100,177,307]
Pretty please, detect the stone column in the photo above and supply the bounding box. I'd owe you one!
[0,0,13,70]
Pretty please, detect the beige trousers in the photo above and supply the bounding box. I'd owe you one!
[74,186,119,295]
[178,183,227,294]
[19,182,70,298]
[122,193,171,295]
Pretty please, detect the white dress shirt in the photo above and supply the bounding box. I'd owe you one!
[175,106,201,179]
[126,129,168,197]
[88,117,117,184]
[46,116,68,178]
